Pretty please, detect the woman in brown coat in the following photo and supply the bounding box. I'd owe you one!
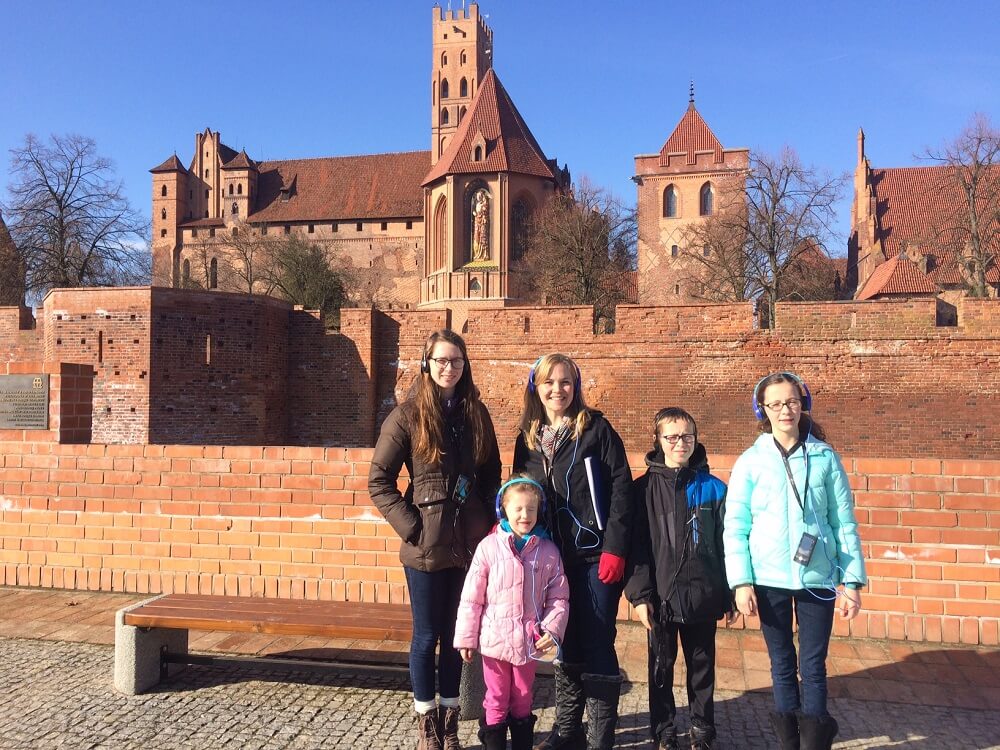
[369,329,501,750]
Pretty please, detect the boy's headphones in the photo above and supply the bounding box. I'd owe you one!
[752,372,812,420]
[527,356,582,394]
[495,477,547,520]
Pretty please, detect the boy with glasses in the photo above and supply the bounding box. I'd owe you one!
[625,407,731,750]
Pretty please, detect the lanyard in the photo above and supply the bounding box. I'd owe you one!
[780,448,806,512]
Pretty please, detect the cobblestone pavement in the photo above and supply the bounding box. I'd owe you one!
[1,638,999,749]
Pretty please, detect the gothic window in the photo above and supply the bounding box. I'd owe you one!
[204,168,210,178]
[700,182,714,216]
[228,184,234,195]
[460,78,468,97]
[441,108,450,125]
[182,259,190,283]
[663,185,678,218]
[441,78,449,99]
[671,244,679,257]
[474,145,483,162]
[161,208,167,220]
[459,106,467,122]
[442,52,448,66]
[460,50,467,65]
[511,198,533,263]
[210,258,218,289]
[161,185,167,197]
[232,202,238,216]
[237,183,243,195]
[433,196,448,271]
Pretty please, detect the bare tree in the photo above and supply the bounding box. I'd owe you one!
[680,148,845,326]
[922,113,1000,298]
[517,176,637,331]
[3,134,149,296]
[218,221,281,295]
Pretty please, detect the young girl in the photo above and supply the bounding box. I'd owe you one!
[454,476,569,750]
[513,353,634,750]
[724,372,866,750]
[369,329,501,750]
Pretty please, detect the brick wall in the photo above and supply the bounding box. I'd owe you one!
[0,442,996,645]
[0,362,93,444]
[0,306,41,362]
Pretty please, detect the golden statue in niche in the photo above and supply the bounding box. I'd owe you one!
[471,188,490,261]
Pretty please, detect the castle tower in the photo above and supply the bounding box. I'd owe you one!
[150,154,189,287]
[221,149,258,225]
[633,90,749,304]
[430,2,493,165]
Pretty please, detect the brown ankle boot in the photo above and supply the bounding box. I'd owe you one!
[438,705,461,750]
[416,709,442,750]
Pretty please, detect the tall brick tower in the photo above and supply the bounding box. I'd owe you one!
[633,89,749,304]
[431,2,494,165]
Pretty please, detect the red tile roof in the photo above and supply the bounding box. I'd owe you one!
[423,69,557,185]
[870,164,999,287]
[150,155,187,173]
[246,151,430,223]
[659,104,723,165]
[179,217,225,228]
[857,252,939,300]
[222,150,256,170]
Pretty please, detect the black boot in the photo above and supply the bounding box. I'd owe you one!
[509,713,536,750]
[688,721,716,750]
[478,718,509,750]
[582,672,623,750]
[769,712,799,750]
[656,728,680,750]
[535,662,586,749]
[798,713,838,750]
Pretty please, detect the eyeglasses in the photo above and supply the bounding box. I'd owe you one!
[430,357,466,370]
[764,398,802,412]
[660,433,696,445]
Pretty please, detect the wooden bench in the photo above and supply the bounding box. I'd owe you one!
[114,593,483,716]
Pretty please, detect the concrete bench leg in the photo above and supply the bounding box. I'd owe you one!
[114,595,189,695]
[458,653,484,720]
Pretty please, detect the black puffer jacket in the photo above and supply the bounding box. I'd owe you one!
[625,444,730,624]
[513,410,633,568]
[369,399,501,572]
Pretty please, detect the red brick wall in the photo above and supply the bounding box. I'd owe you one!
[0,362,93,444]
[0,306,41,362]
[0,442,996,645]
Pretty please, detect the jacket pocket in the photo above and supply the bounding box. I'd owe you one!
[417,498,454,553]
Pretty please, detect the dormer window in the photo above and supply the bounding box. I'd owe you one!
[474,146,483,161]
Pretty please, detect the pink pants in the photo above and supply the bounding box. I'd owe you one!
[481,655,537,725]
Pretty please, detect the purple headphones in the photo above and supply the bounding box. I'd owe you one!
[752,372,812,420]
[527,355,582,394]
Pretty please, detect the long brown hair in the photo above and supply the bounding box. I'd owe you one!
[411,329,492,466]
[519,353,590,450]
[754,372,828,443]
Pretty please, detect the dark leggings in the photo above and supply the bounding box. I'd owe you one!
[404,565,466,702]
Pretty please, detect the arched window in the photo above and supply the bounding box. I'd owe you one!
[433,196,448,271]
[161,208,167,220]
[237,183,243,195]
[182,259,190,283]
[459,106,467,122]
[441,51,448,66]
[161,185,167,197]
[700,182,714,216]
[671,244,679,257]
[511,198,533,263]
[204,168,210,178]
[210,258,218,289]
[441,78,449,99]
[229,184,234,195]
[663,185,678,218]
[460,78,468,97]
[232,202,238,216]
[441,108,449,125]
[474,145,483,161]
[460,50,467,65]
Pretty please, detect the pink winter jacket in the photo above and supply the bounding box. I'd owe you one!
[454,528,569,666]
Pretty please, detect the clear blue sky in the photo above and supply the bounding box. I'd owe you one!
[2,0,998,256]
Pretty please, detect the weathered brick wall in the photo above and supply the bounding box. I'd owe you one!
[0,442,996,645]
[0,362,93,443]
[0,306,41,362]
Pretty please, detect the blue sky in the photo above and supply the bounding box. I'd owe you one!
[2,0,998,255]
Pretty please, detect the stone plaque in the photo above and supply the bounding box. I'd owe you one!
[0,375,49,430]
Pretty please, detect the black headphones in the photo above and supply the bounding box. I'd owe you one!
[495,477,547,520]
[752,372,812,420]
[420,356,429,374]
[527,355,582,394]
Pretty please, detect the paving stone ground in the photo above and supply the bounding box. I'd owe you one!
[1,637,998,750]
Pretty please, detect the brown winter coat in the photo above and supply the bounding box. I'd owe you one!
[369,399,501,572]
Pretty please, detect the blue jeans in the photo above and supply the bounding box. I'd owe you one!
[561,561,623,675]
[405,566,466,702]
[756,586,836,717]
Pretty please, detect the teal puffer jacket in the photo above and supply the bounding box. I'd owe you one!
[724,433,867,591]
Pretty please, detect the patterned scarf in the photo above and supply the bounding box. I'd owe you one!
[540,419,572,461]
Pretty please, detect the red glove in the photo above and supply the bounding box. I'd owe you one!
[598,552,625,584]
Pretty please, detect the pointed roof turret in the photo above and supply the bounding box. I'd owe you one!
[658,95,724,166]
[222,149,257,170]
[150,154,187,173]
[422,69,556,185]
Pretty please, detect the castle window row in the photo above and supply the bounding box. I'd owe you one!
[661,181,715,218]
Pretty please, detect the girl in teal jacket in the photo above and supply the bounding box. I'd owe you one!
[724,372,866,750]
